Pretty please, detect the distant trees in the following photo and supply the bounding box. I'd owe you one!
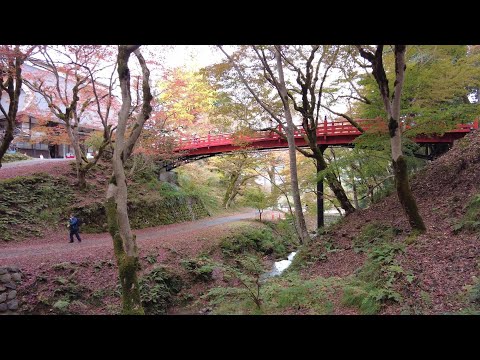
[209,152,258,209]
[218,45,310,244]
[23,45,118,188]
[273,45,356,227]
[243,186,274,221]
[0,45,36,169]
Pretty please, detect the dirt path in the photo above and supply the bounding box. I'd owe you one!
[0,158,74,179]
[1,158,73,169]
[0,210,283,265]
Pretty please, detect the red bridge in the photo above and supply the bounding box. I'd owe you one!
[168,118,478,169]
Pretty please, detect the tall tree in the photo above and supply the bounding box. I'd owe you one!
[357,45,426,231]
[276,45,356,228]
[218,45,310,243]
[0,45,36,168]
[106,45,153,314]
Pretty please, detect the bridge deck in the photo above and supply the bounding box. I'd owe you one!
[173,119,478,157]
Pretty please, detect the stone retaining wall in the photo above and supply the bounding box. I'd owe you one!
[0,267,22,314]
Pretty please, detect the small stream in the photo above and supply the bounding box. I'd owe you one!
[260,251,297,282]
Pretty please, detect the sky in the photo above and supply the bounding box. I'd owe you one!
[160,45,224,71]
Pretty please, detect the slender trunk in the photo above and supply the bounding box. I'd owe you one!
[389,121,426,231]
[284,126,309,243]
[325,171,355,214]
[389,46,425,232]
[316,156,324,229]
[105,45,149,315]
[223,173,240,208]
[0,52,24,169]
[275,49,309,244]
[267,166,277,209]
[267,166,275,191]
[65,123,89,188]
[392,156,425,230]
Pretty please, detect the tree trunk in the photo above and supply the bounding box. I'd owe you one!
[267,165,277,209]
[314,149,355,216]
[359,45,426,232]
[306,126,355,218]
[389,46,425,232]
[275,49,309,244]
[65,123,89,189]
[104,45,151,315]
[106,177,143,315]
[0,124,14,169]
[316,155,324,229]
[284,124,309,243]
[78,167,87,190]
[0,51,24,169]
[393,156,425,230]
[325,171,355,215]
[223,173,240,209]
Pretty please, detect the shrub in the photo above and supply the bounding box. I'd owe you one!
[353,223,401,252]
[204,272,339,315]
[220,225,292,258]
[181,256,217,282]
[3,152,31,162]
[469,278,480,305]
[453,194,480,233]
[53,299,70,313]
[341,242,410,314]
[139,266,183,314]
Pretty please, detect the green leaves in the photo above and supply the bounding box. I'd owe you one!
[355,45,480,134]
[139,266,183,315]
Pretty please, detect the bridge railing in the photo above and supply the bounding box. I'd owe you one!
[174,118,478,151]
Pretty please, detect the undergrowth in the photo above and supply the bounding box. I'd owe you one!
[0,173,73,241]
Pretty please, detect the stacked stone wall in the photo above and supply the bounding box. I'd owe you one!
[0,267,22,314]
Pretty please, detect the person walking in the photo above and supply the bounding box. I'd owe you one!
[68,213,82,243]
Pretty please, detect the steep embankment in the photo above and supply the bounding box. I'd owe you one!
[298,131,480,314]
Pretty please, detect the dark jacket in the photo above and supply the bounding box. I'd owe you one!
[69,217,80,232]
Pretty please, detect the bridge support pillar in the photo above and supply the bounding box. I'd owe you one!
[317,145,327,230]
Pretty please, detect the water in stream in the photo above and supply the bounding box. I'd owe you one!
[260,251,297,282]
